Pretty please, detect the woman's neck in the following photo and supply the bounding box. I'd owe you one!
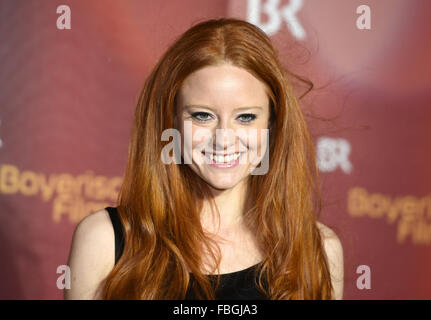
[200,178,250,235]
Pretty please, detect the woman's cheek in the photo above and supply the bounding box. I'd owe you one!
[247,127,269,166]
[187,125,214,165]
[191,126,207,149]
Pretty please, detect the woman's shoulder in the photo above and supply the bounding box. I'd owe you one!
[65,209,115,299]
[74,209,116,265]
[316,221,340,241]
[315,221,343,261]
[316,221,344,299]
[74,209,115,248]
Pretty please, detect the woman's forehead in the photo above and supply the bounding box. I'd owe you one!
[178,65,270,112]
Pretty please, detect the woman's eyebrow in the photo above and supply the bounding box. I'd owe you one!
[184,104,263,111]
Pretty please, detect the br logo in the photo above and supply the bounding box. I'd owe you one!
[247,0,371,39]
[316,137,352,174]
[247,0,306,39]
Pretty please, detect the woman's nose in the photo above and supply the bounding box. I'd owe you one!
[213,120,237,152]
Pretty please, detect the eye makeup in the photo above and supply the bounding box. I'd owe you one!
[190,111,258,124]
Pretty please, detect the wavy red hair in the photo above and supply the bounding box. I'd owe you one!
[101,17,333,299]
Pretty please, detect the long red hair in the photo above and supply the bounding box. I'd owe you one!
[101,17,333,299]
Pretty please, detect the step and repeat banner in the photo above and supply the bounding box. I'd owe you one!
[0,0,430,299]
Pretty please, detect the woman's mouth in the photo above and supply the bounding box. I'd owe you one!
[201,151,246,168]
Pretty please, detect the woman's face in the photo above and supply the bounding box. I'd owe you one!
[175,63,270,191]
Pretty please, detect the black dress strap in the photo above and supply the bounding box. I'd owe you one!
[105,206,125,265]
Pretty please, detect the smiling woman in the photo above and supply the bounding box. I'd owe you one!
[65,17,343,300]
[175,63,271,190]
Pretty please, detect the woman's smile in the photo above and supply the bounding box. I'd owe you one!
[200,151,247,168]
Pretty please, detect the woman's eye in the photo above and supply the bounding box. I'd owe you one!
[238,113,257,123]
[191,112,213,122]
[191,112,257,123]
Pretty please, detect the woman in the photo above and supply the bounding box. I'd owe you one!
[65,17,343,300]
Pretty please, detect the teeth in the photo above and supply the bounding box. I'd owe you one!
[207,152,242,163]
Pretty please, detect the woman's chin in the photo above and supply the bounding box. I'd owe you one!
[206,181,236,191]
[203,174,249,192]
[198,176,238,191]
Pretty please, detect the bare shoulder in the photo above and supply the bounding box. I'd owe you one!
[316,221,339,241]
[73,209,114,246]
[64,209,115,300]
[316,221,344,300]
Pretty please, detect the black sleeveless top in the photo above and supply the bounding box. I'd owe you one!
[105,206,268,299]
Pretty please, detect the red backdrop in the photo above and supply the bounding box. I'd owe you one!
[0,0,430,299]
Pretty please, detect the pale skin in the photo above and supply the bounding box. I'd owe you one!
[65,63,344,300]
